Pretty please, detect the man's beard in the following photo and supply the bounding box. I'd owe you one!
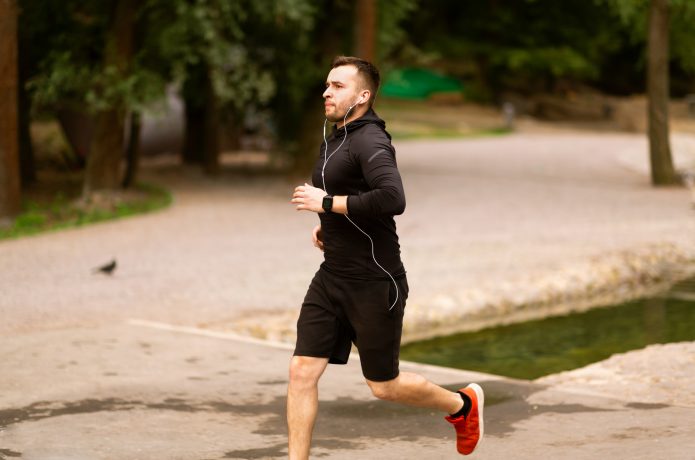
[325,101,352,123]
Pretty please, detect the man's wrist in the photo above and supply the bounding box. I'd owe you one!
[332,196,348,214]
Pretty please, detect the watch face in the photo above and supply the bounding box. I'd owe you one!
[322,195,333,211]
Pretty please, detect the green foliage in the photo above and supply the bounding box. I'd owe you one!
[493,46,599,78]
[25,1,167,113]
[25,0,695,166]
[671,4,695,74]
[394,0,631,95]
[26,0,315,116]
[140,0,317,112]
[377,0,419,65]
[14,210,47,229]
[599,0,650,26]
[611,0,695,73]
[391,0,695,97]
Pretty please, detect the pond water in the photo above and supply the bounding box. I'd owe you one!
[400,276,695,380]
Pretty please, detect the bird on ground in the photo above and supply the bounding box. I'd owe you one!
[92,259,117,275]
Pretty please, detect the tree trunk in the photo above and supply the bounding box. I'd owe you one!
[83,0,137,196]
[182,65,205,165]
[18,61,34,186]
[121,111,141,188]
[222,109,242,152]
[0,0,21,220]
[17,9,35,187]
[181,65,220,173]
[647,0,677,186]
[355,0,376,62]
[85,109,125,194]
[182,98,205,165]
[202,72,220,176]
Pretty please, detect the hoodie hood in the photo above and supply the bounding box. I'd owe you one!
[332,108,390,140]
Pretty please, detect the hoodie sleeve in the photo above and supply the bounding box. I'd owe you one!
[346,125,406,216]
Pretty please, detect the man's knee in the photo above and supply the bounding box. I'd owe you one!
[366,377,399,401]
[289,356,327,387]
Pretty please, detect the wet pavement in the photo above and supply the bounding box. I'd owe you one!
[2,321,694,459]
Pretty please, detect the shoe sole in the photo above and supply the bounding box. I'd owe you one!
[466,383,484,452]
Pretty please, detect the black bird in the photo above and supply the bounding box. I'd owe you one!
[92,259,117,275]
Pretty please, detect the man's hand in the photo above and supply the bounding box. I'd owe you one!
[292,183,326,213]
[312,224,324,252]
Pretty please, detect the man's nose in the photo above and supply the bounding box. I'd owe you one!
[323,87,331,99]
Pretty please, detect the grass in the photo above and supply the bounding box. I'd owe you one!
[0,181,172,240]
[1,120,173,241]
[374,97,513,140]
[389,126,512,140]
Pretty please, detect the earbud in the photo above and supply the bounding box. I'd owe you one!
[349,96,366,110]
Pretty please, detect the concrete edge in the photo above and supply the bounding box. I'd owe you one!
[128,318,513,384]
[128,318,296,351]
[127,318,693,408]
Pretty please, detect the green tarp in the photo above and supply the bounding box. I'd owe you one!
[381,67,463,100]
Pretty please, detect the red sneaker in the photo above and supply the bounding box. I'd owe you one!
[444,383,484,455]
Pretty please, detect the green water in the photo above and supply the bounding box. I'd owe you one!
[400,277,695,380]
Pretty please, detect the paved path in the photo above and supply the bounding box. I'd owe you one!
[2,322,694,459]
[2,131,695,459]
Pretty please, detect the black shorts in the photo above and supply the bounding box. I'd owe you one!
[294,268,409,382]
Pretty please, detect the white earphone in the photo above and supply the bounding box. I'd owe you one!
[349,94,367,110]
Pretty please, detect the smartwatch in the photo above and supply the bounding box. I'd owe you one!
[322,195,334,213]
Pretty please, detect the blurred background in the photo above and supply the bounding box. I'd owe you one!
[2,5,695,454]
[1,0,695,230]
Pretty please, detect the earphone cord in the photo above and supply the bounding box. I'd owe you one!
[321,106,399,311]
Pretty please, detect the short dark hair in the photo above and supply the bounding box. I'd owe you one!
[331,56,380,106]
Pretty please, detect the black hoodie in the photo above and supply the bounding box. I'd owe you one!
[312,108,406,280]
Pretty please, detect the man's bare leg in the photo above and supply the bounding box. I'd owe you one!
[287,356,329,460]
[366,371,464,413]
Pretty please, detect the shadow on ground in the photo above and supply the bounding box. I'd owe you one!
[0,378,632,459]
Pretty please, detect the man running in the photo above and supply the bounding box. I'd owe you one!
[289,55,483,459]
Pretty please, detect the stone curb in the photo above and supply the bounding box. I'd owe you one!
[206,241,695,346]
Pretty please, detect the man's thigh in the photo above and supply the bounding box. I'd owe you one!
[294,270,353,365]
[338,276,409,382]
